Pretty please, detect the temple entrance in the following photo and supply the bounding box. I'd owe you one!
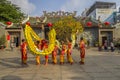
[14,37,19,47]
[9,32,21,47]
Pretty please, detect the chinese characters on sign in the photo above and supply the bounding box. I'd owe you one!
[43,11,77,17]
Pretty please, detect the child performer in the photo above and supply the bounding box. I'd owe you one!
[52,43,58,64]
[20,39,27,65]
[60,42,67,65]
[35,40,41,65]
[79,37,86,65]
[67,40,73,65]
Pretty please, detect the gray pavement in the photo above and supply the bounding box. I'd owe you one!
[0,47,120,80]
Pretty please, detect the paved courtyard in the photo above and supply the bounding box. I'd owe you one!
[0,47,120,80]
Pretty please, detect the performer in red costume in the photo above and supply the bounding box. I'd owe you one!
[67,40,73,65]
[52,44,58,64]
[41,39,49,65]
[35,40,41,65]
[60,42,66,65]
[20,39,27,65]
[79,37,86,65]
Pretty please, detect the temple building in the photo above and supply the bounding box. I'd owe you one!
[1,1,120,48]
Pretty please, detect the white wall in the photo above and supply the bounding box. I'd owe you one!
[88,8,116,23]
[96,9,116,22]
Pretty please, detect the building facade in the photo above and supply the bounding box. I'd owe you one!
[80,1,116,46]
[86,1,116,24]
[2,6,118,48]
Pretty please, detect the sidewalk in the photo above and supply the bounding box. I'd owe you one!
[0,47,120,80]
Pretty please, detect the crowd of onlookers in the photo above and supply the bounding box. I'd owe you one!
[98,40,120,52]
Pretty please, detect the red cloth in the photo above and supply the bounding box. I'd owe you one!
[80,41,85,48]
[45,55,49,59]
[68,42,72,48]
[80,48,85,58]
[41,39,48,50]
[61,49,65,55]
[52,46,58,56]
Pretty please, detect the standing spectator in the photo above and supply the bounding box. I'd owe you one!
[110,42,114,52]
[104,40,108,50]
[98,43,102,51]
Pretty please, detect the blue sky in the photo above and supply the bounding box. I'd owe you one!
[8,0,120,16]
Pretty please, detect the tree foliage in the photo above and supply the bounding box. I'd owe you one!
[0,0,24,23]
[53,16,83,42]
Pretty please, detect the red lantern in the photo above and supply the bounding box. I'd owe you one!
[7,35,10,40]
[6,21,12,25]
[104,21,110,26]
[26,22,30,26]
[87,22,92,27]
[47,22,52,27]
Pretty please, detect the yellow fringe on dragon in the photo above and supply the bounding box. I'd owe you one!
[24,24,56,55]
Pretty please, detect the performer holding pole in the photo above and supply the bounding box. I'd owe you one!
[67,40,73,65]
[79,37,86,65]
[52,43,58,64]
[41,39,49,65]
[35,40,41,65]
[60,42,66,65]
[20,39,27,65]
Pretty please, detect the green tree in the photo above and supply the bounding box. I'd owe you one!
[53,16,83,42]
[0,0,24,23]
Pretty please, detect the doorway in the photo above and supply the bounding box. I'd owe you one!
[102,36,107,45]
[14,37,19,47]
